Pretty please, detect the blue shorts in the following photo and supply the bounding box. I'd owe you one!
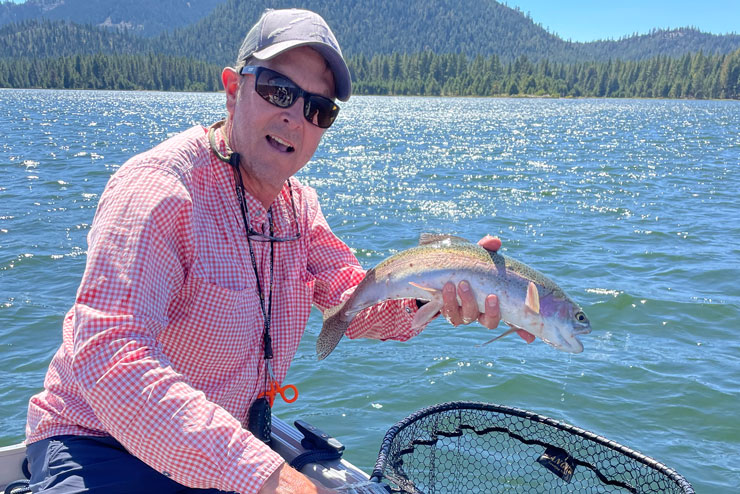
[26,435,233,493]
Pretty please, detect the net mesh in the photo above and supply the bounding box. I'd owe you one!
[370,402,693,494]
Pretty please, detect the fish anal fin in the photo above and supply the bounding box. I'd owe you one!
[525,281,540,314]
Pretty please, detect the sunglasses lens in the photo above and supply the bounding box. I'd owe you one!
[305,97,339,129]
[251,67,339,128]
[255,71,297,108]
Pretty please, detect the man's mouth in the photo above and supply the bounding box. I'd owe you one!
[266,135,295,153]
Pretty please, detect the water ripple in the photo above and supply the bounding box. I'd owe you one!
[2,90,739,492]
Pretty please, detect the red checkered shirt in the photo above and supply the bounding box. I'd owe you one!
[25,125,423,493]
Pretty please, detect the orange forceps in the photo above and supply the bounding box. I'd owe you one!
[259,380,299,407]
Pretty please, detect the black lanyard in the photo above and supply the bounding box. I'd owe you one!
[208,122,273,371]
[208,121,300,443]
[233,154,275,369]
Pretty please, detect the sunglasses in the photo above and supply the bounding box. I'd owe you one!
[240,65,340,129]
[244,181,302,243]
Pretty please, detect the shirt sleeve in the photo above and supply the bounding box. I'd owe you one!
[70,165,282,494]
[305,193,425,342]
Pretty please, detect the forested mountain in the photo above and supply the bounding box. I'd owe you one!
[0,19,149,58]
[0,0,223,37]
[1,0,739,98]
[3,48,738,99]
[568,28,740,62]
[348,50,740,99]
[2,0,740,64]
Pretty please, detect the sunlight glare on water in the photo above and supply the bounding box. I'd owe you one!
[1,89,738,492]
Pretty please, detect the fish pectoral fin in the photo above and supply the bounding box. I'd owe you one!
[479,326,520,346]
[480,321,531,347]
[525,281,540,314]
[408,281,439,294]
[411,299,443,331]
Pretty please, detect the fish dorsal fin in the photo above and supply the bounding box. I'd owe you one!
[419,233,471,247]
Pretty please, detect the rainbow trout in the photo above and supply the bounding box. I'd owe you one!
[317,234,591,360]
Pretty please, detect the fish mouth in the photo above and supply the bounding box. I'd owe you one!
[544,331,585,354]
[559,335,584,354]
[550,322,591,354]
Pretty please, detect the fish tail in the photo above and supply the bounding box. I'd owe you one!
[316,302,351,360]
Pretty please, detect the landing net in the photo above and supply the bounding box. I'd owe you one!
[370,402,693,494]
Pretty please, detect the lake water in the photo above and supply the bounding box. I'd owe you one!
[1,89,738,492]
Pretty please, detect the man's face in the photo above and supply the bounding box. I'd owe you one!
[224,46,336,199]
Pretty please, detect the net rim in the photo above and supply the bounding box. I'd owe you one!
[369,401,693,493]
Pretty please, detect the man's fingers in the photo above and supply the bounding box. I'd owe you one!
[443,281,488,327]
[478,294,501,329]
[442,281,462,326]
[457,281,478,324]
[477,235,501,252]
[446,284,535,343]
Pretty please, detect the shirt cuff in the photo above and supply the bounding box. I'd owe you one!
[227,435,286,494]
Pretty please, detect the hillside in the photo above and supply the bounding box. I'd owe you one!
[0,18,149,58]
[2,0,740,64]
[142,0,740,64]
[1,0,739,99]
[0,0,223,37]
[571,28,740,61]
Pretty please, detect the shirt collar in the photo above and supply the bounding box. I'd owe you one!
[207,121,297,235]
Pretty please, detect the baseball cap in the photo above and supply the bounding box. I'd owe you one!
[236,9,351,101]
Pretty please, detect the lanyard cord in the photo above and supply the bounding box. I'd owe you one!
[208,122,301,414]
[208,121,274,376]
[239,167,275,366]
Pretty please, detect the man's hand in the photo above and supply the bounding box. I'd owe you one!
[259,463,335,494]
[440,235,535,343]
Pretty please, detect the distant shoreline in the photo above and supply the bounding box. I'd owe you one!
[3,48,739,100]
[2,86,737,103]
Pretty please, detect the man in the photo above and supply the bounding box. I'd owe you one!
[24,8,531,494]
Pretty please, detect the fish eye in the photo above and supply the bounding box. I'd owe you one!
[575,311,588,323]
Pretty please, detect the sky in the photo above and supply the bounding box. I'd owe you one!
[5,0,739,42]
[505,0,740,41]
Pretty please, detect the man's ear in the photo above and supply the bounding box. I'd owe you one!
[222,67,240,114]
